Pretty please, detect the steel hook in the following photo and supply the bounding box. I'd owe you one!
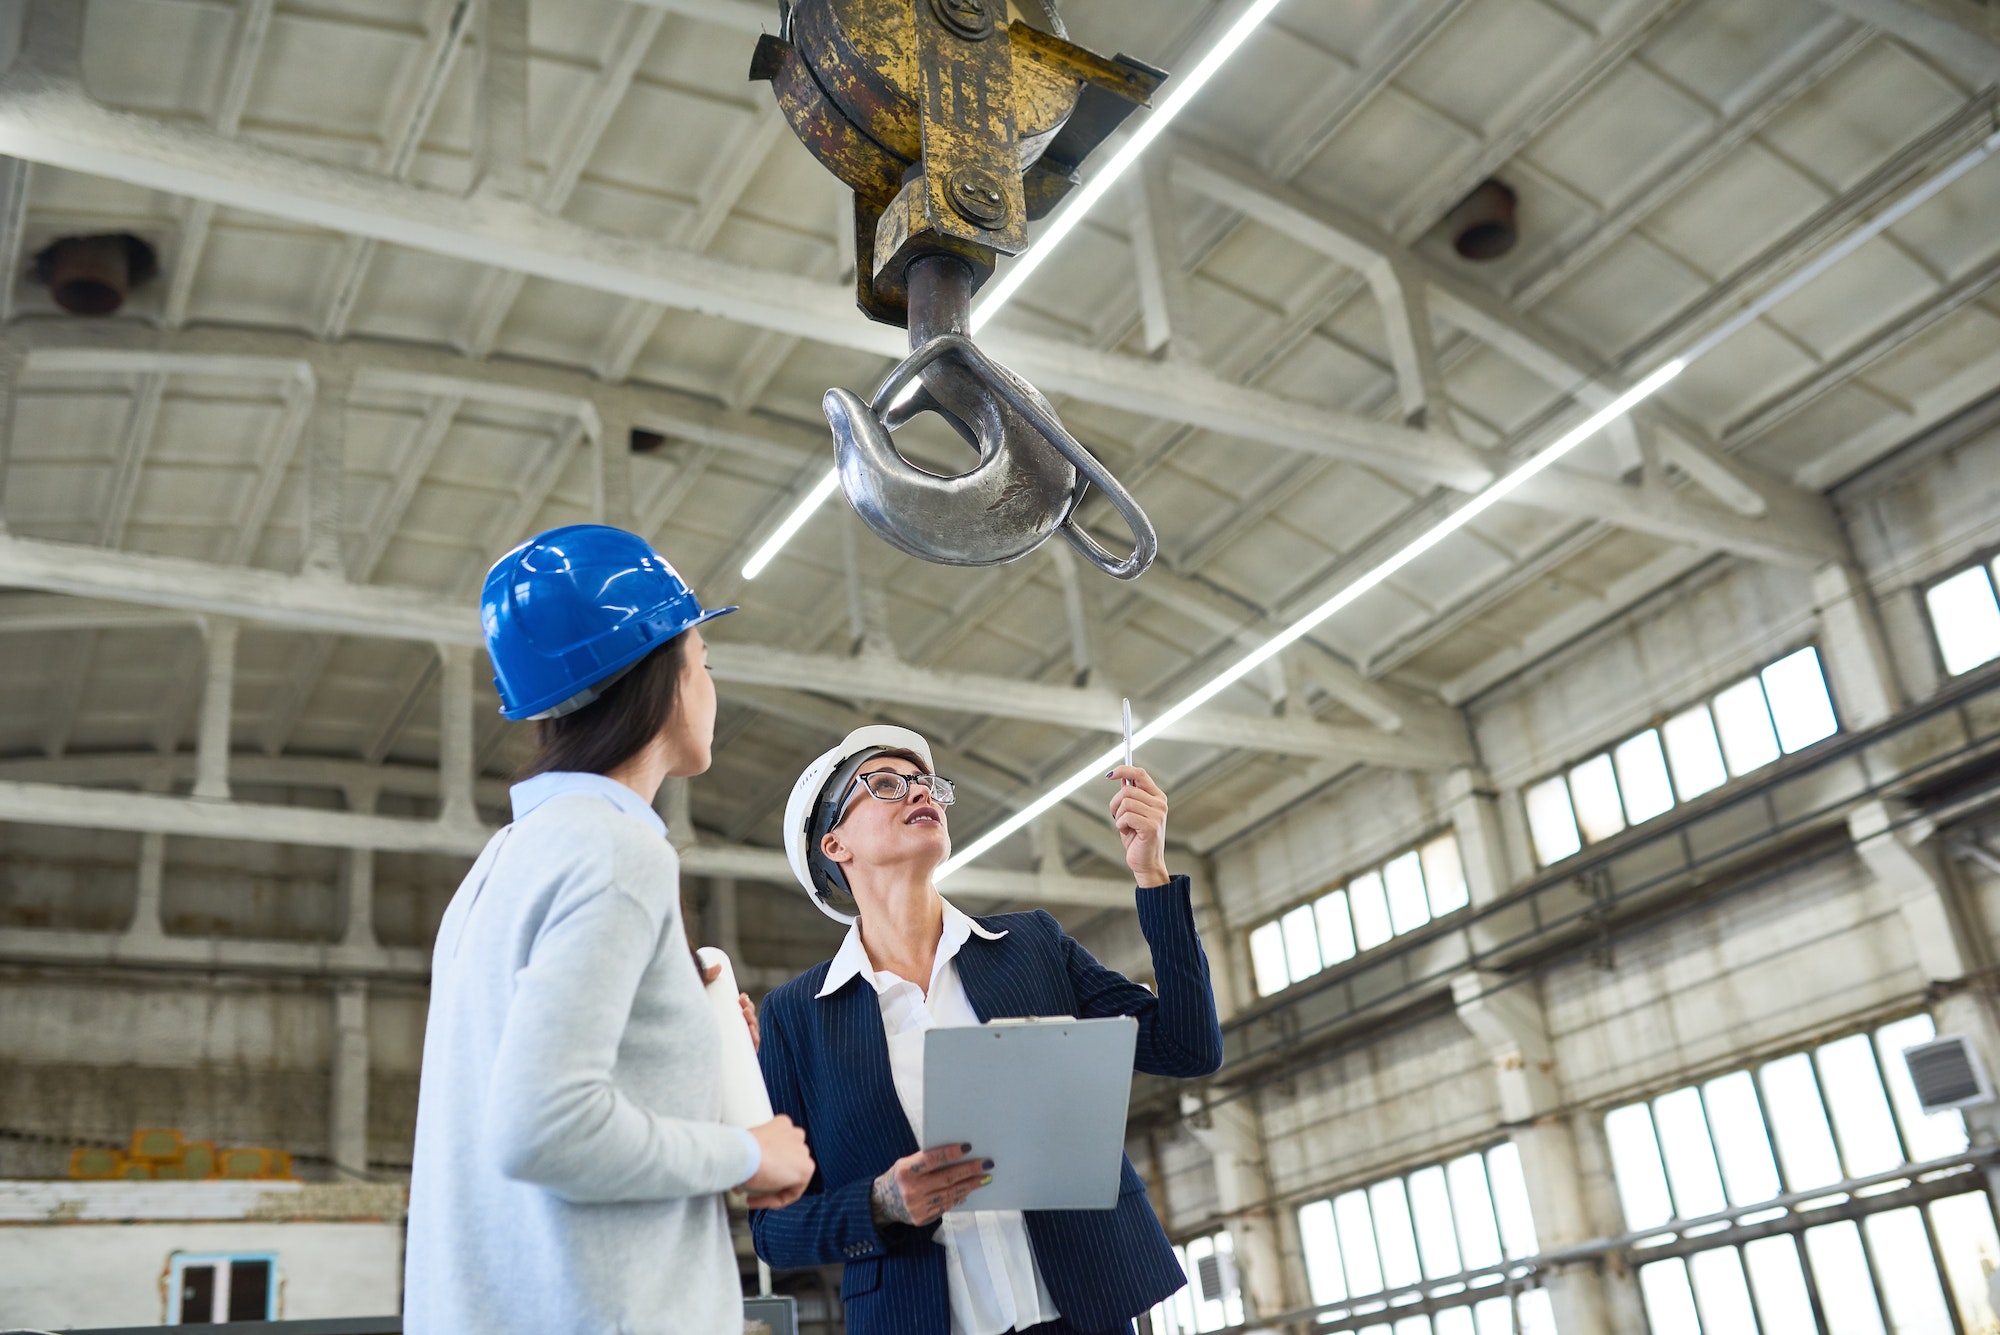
[824,332,1157,579]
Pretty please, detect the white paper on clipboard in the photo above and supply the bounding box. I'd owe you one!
[922,1015,1139,1212]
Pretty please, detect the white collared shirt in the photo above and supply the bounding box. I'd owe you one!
[817,902,1062,1335]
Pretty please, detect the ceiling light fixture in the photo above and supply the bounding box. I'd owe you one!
[741,0,1291,581]
[937,119,2000,878]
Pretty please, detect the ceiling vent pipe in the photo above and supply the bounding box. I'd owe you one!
[1446,180,1518,261]
[33,233,159,316]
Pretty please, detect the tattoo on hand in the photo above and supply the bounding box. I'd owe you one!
[870,1168,914,1227]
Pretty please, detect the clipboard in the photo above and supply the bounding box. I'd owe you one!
[922,1015,1139,1212]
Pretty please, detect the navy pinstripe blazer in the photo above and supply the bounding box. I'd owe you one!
[750,877,1223,1335]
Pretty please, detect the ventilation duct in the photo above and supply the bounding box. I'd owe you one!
[1446,180,1519,262]
[1902,1035,1995,1114]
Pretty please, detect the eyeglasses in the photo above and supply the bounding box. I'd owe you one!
[832,769,956,825]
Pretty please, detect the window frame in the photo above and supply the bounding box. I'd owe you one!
[164,1250,279,1324]
[1244,828,1470,1000]
[1918,549,2000,682]
[1522,642,1842,870]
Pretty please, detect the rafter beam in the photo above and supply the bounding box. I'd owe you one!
[0,777,1133,910]
[0,71,1489,490]
[1811,0,2000,86]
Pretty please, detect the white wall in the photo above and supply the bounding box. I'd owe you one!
[0,1219,403,1328]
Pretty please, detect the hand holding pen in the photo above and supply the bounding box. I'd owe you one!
[1109,697,1171,886]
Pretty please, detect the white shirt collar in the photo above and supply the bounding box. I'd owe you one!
[509,771,668,840]
[817,899,1006,999]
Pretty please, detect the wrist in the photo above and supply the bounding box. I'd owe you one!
[1132,864,1172,888]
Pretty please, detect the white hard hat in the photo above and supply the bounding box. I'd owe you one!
[783,725,936,924]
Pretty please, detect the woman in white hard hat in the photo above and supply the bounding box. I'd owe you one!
[405,524,815,1335]
[750,725,1222,1335]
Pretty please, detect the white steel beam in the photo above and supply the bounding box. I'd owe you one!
[1812,0,2000,85]
[0,777,1133,910]
[192,616,238,800]
[0,70,1490,490]
[0,535,1468,769]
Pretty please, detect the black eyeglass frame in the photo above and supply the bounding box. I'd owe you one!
[829,768,956,828]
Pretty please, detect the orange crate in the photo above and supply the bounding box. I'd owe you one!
[68,1146,120,1180]
[180,1141,217,1179]
[128,1128,183,1162]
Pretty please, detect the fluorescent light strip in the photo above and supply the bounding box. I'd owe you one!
[938,123,2000,878]
[740,0,1291,580]
[936,360,1685,878]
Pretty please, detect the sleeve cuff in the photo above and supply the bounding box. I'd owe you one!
[734,1125,761,1187]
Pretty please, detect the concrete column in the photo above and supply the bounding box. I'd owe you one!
[342,849,375,949]
[126,831,167,941]
[1447,767,1532,958]
[438,642,476,826]
[706,877,741,961]
[1813,564,1902,729]
[303,368,349,576]
[1453,971,1610,1335]
[1182,1091,1290,1326]
[1850,800,2000,1154]
[592,410,636,529]
[192,616,238,800]
[329,982,370,1178]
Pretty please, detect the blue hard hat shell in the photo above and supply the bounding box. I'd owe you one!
[481,524,735,720]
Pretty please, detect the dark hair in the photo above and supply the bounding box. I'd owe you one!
[518,635,691,780]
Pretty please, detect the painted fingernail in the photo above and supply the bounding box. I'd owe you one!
[982,1159,994,1170]
[961,1143,973,1153]
[981,1175,994,1186]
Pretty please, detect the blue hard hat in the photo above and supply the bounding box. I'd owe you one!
[481,524,735,721]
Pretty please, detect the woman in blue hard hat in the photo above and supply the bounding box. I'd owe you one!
[405,524,815,1335]
[749,726,1222,1335]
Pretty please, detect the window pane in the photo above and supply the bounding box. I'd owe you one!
[1421,834,1469,916]
[1926,566,2000,676]
[1864,1207,1956,1335]
[1804,1221,1890,1335]
[1472,1296,1513,1335]
[1335,1190,1384,1296]
[1445,1153,1504,1270]
[1654,1086,1727,1219]
[1929,1192,2000,1335]
[1760,1052,1845,1191]
[1299,1200,1348,1305]
[1567,753,1626,844]
[1408,1166,1462,1280]
[1613,729,1676,823]
[1282,905,1322,986]
[1249,921,1290,997]
[1638,1258,1704,1335]
[1434,1309,1476,1335]
[1814,1033,1904,1176]
[1743,1235,1817,1334]
[1689,1246,1760,1335]
[1874,1014,1969,1162]
[1515,1290,1556,1335]
[1524,776,1582,866]
[1484,1142,1538,1259]
[1370,1178,1423,1290]
[1702,1071,1781,1205]
[1349,871,1394,951]
[1663,705,1729,799]
[1393,1317,1432,1335]
[1315,890,1358,967]
[1604,1103,1675,1229]
[1714,676,1782,776]
[1762,647,1838,752]
[1384,851,1431,936]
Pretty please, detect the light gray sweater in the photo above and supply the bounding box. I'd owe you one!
[405,783,751,1334]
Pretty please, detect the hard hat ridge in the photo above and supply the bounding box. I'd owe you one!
[481,524,735,721]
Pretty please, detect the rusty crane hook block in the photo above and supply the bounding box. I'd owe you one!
[751,0,1168,579]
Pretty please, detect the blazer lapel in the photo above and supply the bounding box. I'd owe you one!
[823,972,920,1160]
[953,928,1004,1023]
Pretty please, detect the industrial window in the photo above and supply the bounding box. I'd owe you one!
[1145,1229,1243,1334]
[1524,646,1838,867]
[1602,1013,2000,1335]
[1923,556,2000,676]
[1247,833,1469,998]
[165,1251,277,1324]
[1293,1143,1557,1334]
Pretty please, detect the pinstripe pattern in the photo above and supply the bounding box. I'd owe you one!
[751,878,1221,1335]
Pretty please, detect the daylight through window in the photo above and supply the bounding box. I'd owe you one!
[1923,557,2000,677]
[1248,833,1468,998]
[1526,646,1838,867]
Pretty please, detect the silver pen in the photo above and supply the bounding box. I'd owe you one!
[1121,697,1135,780]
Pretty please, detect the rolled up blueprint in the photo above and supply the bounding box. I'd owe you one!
[697,946,773,1127]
